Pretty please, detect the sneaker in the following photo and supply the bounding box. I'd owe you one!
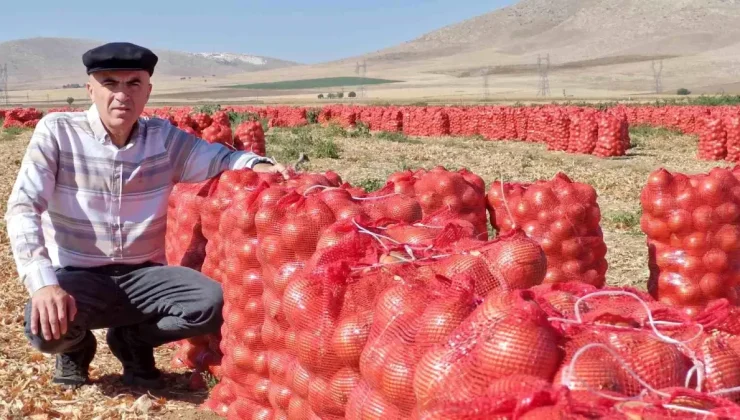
[52,332,97,389]
[106,327,164,390]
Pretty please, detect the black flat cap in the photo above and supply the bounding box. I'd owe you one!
[82,42,158,75]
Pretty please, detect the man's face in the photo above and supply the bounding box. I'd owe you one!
[86,70,152,133]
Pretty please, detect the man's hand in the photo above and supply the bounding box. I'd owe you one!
[253,161,291,180]
[30,285,77,341]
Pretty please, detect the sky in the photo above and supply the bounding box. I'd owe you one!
[0,0,515,63]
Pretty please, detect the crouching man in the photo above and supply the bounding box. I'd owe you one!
[5,42,288,389]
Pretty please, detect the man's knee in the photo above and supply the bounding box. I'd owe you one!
[197,274,224,332]
[27,332,85,354]
[168,266,224,327]
[23,300,87,354]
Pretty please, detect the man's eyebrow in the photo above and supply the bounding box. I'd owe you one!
[101,77,119,84]
[127,78,142,84]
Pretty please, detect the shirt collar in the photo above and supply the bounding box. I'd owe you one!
[86,104,143,147]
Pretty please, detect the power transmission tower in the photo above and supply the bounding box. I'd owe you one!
[0,64,8,106]
[483,71,490,99]
[536,54,551,97]
[652,59,664,94]
[355,60,367,98]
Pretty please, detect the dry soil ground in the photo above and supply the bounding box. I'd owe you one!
[0,123,732,418]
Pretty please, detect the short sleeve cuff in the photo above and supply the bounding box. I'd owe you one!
[24,264,59,295]
[230,152,276,170]
[247,156,276,169]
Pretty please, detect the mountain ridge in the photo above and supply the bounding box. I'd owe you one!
[0,37,300,89]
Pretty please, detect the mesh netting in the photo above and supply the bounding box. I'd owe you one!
[386,167,488,239]
[487,172,608,287]
[412,375,553,420]
[698,117,727,161]
[166,179,216,271]
[234,121,266,155]
[640,167,740,317]
[555,326,691,398]
[406,290,562,412]
[181,165,740,418]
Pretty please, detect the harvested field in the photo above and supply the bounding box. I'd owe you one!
[0,123,729,418]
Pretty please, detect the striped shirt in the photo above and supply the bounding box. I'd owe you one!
[5,104,272,295]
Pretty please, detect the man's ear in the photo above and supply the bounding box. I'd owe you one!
[146,83,152,102]
[85,80,94,101]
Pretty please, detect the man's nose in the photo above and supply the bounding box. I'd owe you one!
[113,90,130,103]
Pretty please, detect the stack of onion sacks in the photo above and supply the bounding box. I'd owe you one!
[487,172,608,287]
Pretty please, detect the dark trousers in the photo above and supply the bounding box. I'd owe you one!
[24,262,224,355]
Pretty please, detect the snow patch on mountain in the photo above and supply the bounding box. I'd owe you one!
[191,52,268,66]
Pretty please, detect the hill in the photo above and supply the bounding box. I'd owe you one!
[366,0,740,64]
[7,0,740,103]
[0,37,299,89]
[199,0,740,101]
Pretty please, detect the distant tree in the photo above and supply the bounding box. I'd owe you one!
[337,92,344,99]
[328,93,336,99]
[348,91,357,98]
[66,97,74,106]
[677,88,691,96]
[318,94,324,99]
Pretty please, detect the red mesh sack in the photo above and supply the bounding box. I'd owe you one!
[173,113,198,133]
[387,167,487,238]
[345,271,479,419]
[487,172,607,287]
[165,179,215,270]
[193,113,213,131]
[554,326,690,398]
[203,377,239,416]
[410,290,562,411]
[165,178,232,374]
[340,225,546,419]
[514,107,529,142]
[200,170,282,283]
[447,107,479,137]
[270,228,383,419]
[526,108,551,144]
[679,333,740,402]
[640,167,740,317]
[381,108,403,132]
[694,298,740,335]
[202,172,345,417]
[234,121,266,155]
[253,210,481,419]
[546,110,570,151]
[428,230,547,296]
[698,117,727,161]
[725,116,740,163]
[517,388,621,420]
[411,375,554,420]
[202,123,234,147]
[217,186,380,418]
[593,113,627,157]
[570,111,599,155]
[478,107,507,141]
[611,387,740,420]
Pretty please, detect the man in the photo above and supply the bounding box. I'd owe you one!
[5,42,288,390]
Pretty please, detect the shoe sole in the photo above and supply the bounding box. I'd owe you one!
[52,377,89,389]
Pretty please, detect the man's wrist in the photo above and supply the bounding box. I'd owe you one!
[25,265,60,295]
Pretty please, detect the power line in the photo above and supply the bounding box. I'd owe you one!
[537,54,551,97]
[483,71,490,99]
[355,60,367,98]
[652,59,664,94]
[0,64,8,105]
